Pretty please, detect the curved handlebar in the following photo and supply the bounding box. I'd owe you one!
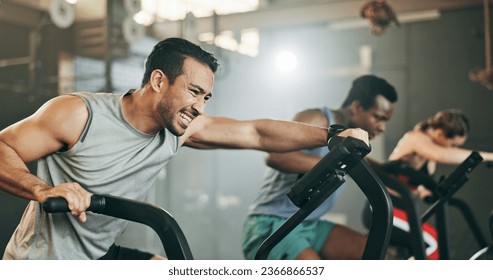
[42,194,194,260]
[289,136,371,208]
[328,136,371,155]
[382,160,438,191]
[43,195,106,213]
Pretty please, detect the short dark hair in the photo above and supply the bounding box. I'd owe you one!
[141,37,219,87]
[416,109,470,138]
[341,75,398,109]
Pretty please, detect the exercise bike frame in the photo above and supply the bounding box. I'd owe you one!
[374,151,484,259]
[254,137,393,260]
[43,194,194,260]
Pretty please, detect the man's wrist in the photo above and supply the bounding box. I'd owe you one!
[327,124,346,142]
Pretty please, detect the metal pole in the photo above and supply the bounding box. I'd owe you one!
[105,0,113,92]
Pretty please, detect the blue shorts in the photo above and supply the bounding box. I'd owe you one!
[241,215,335,260]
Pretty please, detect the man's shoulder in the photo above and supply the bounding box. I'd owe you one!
[294,108,328,126]
[70,92,120,101]
[68,92,124,111]
[299,108,325,114]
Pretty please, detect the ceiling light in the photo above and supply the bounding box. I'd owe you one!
[141,0,259,22]
[276,51,298,73]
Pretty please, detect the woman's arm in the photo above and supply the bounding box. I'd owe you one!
[390,130,493,164]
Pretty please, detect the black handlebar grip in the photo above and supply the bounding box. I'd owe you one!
[42,195,106,213]
[327,135,345,150]
[42,197,69,212]
[328,136,371,156]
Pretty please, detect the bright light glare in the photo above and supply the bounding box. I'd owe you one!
[275,51,298,72]
[214,31,239,51]
[141,0,259,21]
[198,29,259,57]
[134,11,155,26]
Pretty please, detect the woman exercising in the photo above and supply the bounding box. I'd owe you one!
[388,109,493,259]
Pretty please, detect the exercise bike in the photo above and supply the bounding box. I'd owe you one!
[43,193,194,259]
[365,151,485,259]
[254,136,393,260]
[43,136,392,260]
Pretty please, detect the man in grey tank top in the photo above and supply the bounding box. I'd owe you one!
[0,38,369,260]
[242,75,398,260]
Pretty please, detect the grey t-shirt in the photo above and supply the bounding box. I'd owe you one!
[3,92,179,259]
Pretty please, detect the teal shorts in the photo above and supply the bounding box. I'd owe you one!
[241,215,335,260]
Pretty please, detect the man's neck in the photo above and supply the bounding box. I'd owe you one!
[332,109,351,127]
[122,88,162,135]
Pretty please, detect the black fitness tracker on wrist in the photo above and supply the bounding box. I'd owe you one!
[327,124,346,142]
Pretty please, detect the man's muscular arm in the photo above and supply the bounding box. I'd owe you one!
[0,95,92,222]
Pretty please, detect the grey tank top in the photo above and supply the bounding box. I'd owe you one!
[247,107,344,220]
[3,92,179,259]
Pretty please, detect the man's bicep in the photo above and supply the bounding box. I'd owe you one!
[0,96,89,163]
[182,116,254,149]
[0,117,64,163]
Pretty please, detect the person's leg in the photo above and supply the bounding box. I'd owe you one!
[271,219,330,260]
[295,247,321,260]
[294,219,333,260]
[242,215,330,260]
[319,224,367,260]
[241,215,276,260]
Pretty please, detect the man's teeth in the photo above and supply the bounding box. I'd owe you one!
[180,113,192,122]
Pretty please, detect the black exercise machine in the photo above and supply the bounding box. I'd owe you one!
[367,151,485,259]
[470,161,493,260]
[42,194,194,260]
[43,136,392,260]
[254,136,393,260]
[367,163,428,259]
[470,209,493,259]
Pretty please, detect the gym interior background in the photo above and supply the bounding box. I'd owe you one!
[1,0,492,259]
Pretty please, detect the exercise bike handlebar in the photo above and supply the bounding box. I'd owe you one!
[42,194,194,260]
[255,136,393,260]
[43,195,106,213]
[421,151,483,222]
[288,136,371,208]
[383,160,438,191]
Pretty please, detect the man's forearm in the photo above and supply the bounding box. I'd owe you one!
[0,142,49,202]
[255,119,328,152]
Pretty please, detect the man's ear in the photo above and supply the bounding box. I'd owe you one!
[150,70,167,92]
[350,100,363,115]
